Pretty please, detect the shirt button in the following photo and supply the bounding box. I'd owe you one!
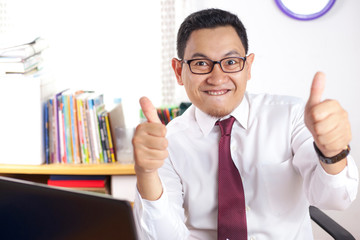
[249,236,256,240]
[231,145,237,152]
[246,206,250,212]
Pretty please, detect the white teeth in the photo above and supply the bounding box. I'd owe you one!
[207,90,227,95]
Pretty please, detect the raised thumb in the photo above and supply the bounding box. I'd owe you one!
[307,72,326,108]
[140,97,161,124]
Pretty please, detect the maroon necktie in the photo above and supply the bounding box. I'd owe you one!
[216,116,247,240]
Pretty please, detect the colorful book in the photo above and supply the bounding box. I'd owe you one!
[59,96,67,163]
[44,102,49,164]
[54,89,69,163]
[98,112,109,163]
[46,90,119,165]
[0,37,49,59]
[65,90,83,164]
[86,98,99,163]
[47,98,55,163]
[47,175,107,188]
[71,92,81,164]
[62,90,73,163]
[49,175,106,180]
[87,93,105,163]
[50,96,58,163]
[84,95,94,163]
[47,180,106,188]
[0,53,43,74]
[76,92,93,163]
[93,93,106,163]
[104,112,116,162]
[75,93,87,164]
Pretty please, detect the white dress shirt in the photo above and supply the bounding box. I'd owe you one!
[134,92,358,240]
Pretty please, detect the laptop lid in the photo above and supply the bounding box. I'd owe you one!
[0,176,138,240]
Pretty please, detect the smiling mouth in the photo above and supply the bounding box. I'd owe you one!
[206,90,230,96]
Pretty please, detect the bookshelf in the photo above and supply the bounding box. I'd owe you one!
[0,163,135,175]
[0,163,137,200]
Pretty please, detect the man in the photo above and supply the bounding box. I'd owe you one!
[132,8,358,240]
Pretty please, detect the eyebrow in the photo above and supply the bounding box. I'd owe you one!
[189,50,242,59]
[224,50,242,57]
[190,53,209,59]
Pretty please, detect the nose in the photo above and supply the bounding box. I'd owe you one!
[207,63,228,85]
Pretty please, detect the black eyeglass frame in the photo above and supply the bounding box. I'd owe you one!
[181,56,247,75]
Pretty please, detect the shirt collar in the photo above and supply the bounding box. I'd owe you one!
[195,93,249,137]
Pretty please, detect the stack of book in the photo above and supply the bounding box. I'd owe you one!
[45,90,122,165]
[47,175,110,194]
[0,37,55,165]
[0,37,48,76]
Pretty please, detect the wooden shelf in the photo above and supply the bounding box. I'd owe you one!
[0,163,135,175]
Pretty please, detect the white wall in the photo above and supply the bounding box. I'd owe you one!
[181,1,360,239]
[37,0,163,129]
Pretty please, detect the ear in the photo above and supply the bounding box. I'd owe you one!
[245,53,255,80]
[172,58,184,85]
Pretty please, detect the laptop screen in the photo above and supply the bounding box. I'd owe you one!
[0,176,138,240]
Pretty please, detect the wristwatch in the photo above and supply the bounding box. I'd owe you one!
[313,142,351,164]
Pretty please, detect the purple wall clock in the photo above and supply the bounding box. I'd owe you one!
[274,0,336,21]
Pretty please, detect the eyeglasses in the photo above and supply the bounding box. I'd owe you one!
[182,56,247,75]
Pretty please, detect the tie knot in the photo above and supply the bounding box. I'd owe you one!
[216,116,235,136]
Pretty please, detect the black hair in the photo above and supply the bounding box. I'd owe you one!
[176,8,249,59]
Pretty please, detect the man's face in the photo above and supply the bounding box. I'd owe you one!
[172,26,254,118]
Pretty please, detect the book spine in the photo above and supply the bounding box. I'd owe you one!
[84,98,95,163]
[95,105,106,164]
[68,94,74,163]
[87,99,100,163]
[44,102,49,164]
[48,98,54,163]
[57,94,66,163]
[0,38,48,59]
[47,179,106,188]
[99,113,109,163]
[55,93,62,163]
[104,113,116,163]
[62,94,72,163]
[23,53,42,71]
[101,113,110,163]
[70,93,80,164]
[76,97,86,164]
[49,175,106,180]
[93,94,106,163]
[81,98,91,163]
[74,94,81,164]
[74,92,84,163]
[60,101,67,163]
[52,97,58,163]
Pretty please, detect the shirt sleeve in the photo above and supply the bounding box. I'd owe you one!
[133,157,190,240]
[291,103,359,210]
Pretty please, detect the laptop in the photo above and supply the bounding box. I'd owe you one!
[0,176,138,240]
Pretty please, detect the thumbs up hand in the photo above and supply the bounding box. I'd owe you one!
[132,97,168,175]
[304,72,352,159]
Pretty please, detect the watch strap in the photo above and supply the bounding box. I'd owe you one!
[313,142,351,164]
